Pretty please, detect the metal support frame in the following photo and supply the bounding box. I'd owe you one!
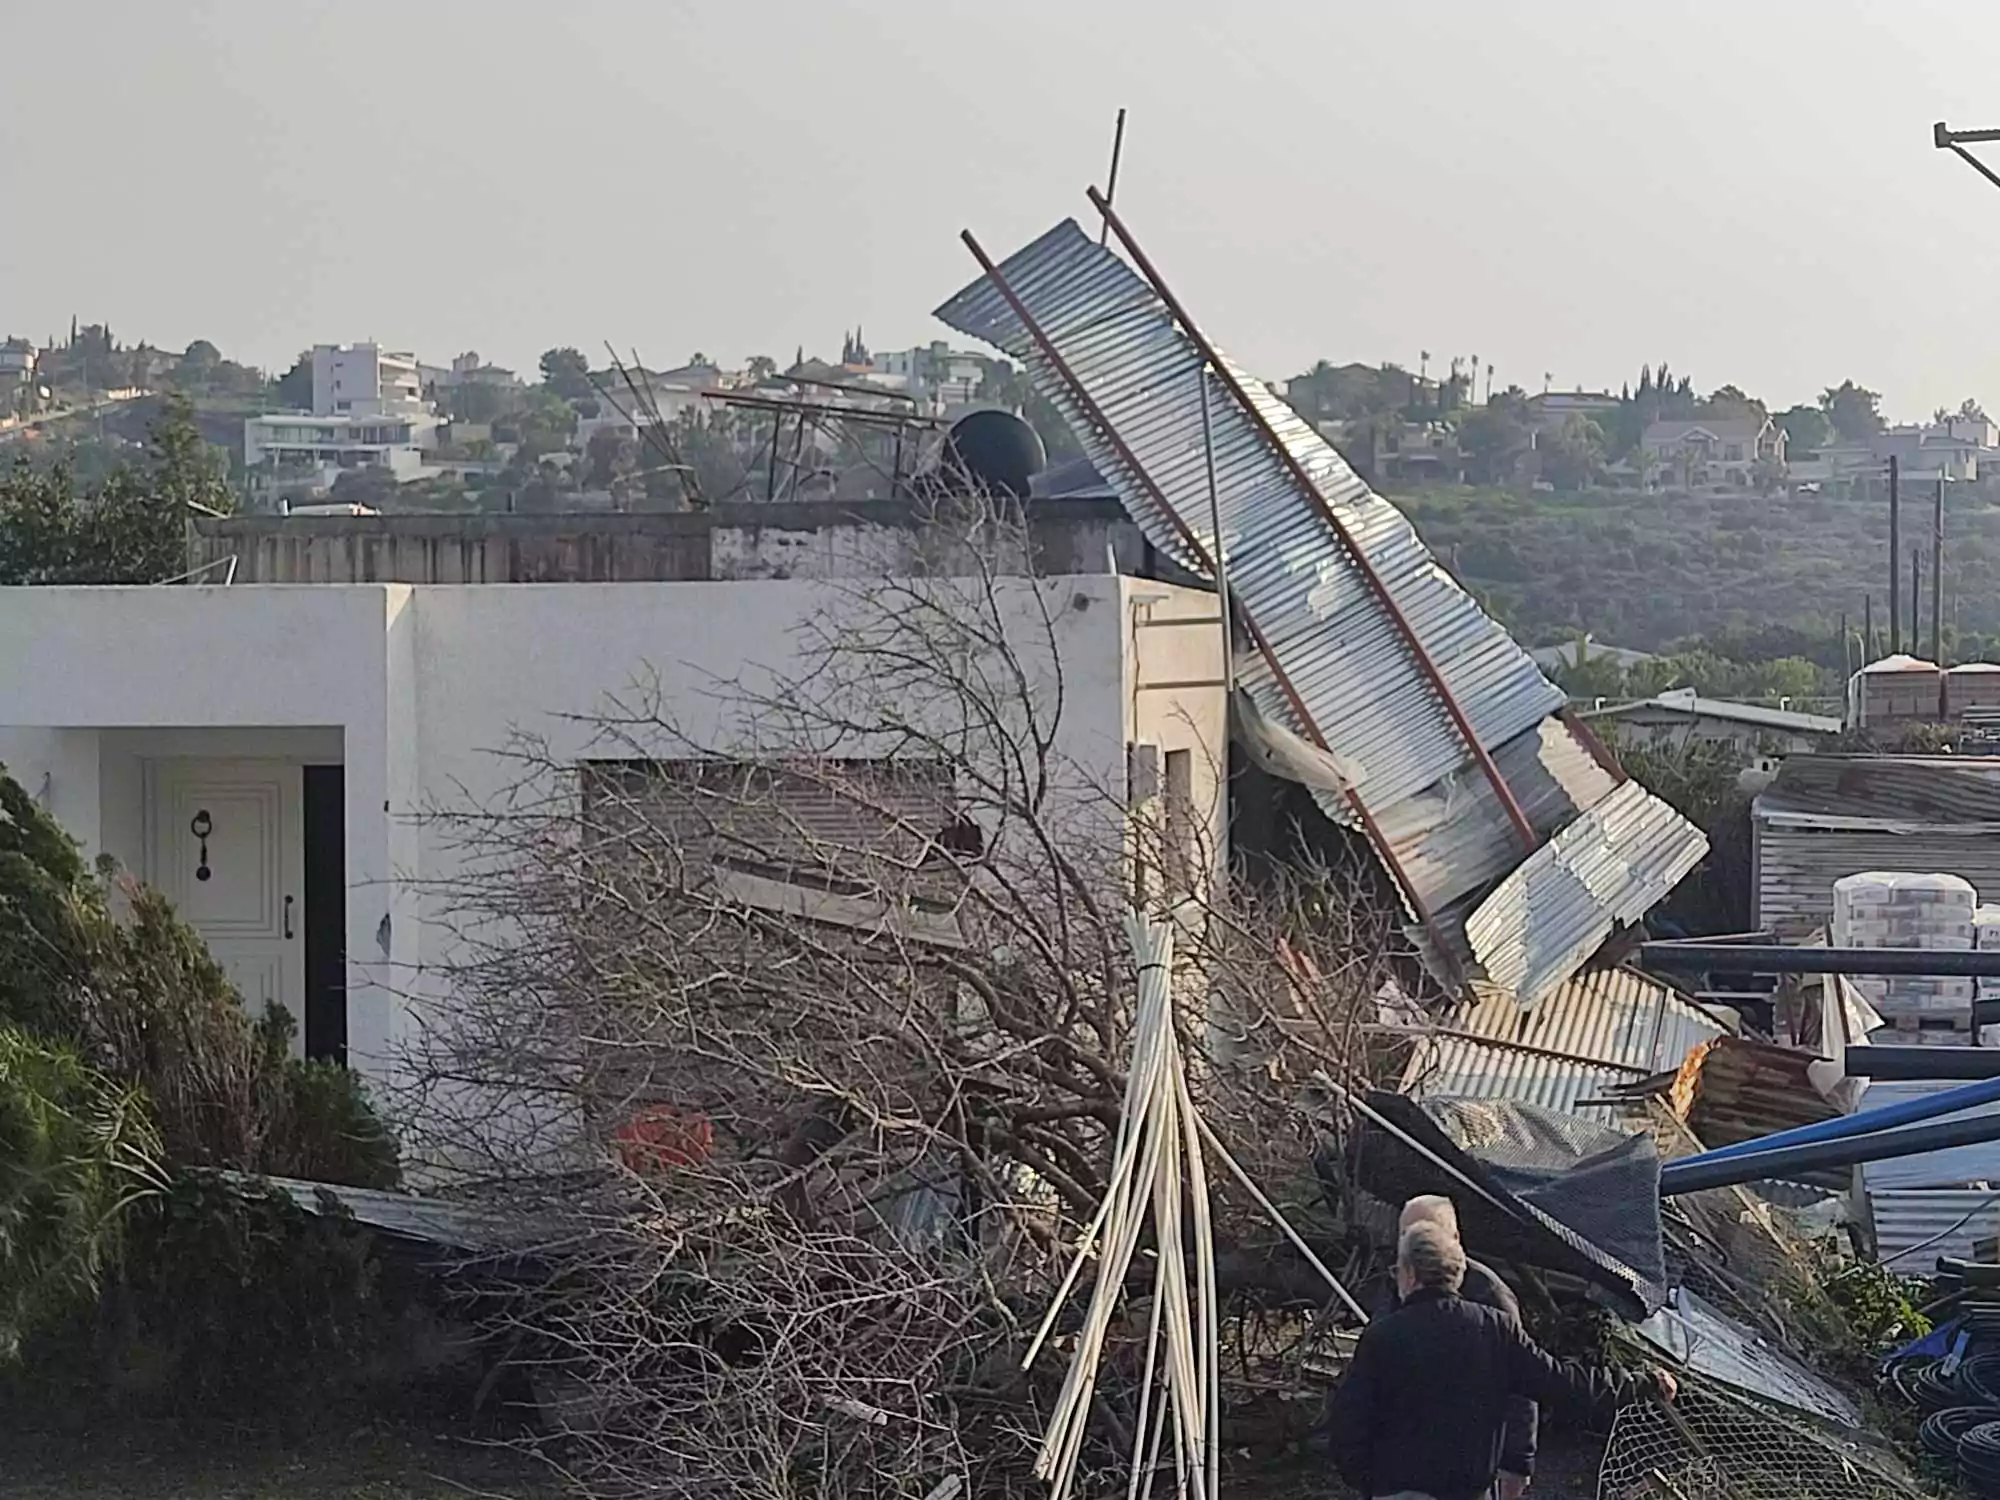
[1642,941,2000,978]
[1936,121,2000,194]
[957,228,1441,940]
[1086,187,1539,853]
[1846,1047,2000,1082]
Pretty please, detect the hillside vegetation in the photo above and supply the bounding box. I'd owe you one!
[1396,482,2000,653]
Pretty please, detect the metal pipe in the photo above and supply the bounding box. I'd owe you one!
[1099,108,1127,247]
[956,228,1441,941]
[1673,1073,2000,1168]
[1086,187,1541,854]
[1641,941,2000,978]
[1846,1046,2000,1081]
[1659,1109,2000,1196]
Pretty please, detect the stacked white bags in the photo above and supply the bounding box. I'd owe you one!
[1834,872,1977,1042]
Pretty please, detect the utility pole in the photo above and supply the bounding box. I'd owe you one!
[1865,593,1875,662]
[1889,457,1902,655]
[1912,547,1923,658]
[1934,475,1947,666]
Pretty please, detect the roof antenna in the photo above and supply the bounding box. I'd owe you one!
[1098,108,1128,246]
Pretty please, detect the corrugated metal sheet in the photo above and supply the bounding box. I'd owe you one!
[1464,779,1708,1002]
[1403,965,1728,1116]
[935,219,1564,821]
[1378,716,1619,916]
[1871,1189,2000,1267]
[1857,1080,2000,1191]
[1632,1287,1864,1425]
[1757,755,2000,826]
[936,218,1705,1002]
[1753,824,2000,937]
[254,1174,540,1253]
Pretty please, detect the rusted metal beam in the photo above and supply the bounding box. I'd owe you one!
[957,228,1440,939]
[1085,186,1540,854]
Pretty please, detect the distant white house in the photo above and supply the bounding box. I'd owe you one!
[868,342,988,409]
[1641,417,1786,489]
[245,342,441,498]
[1581,687,1842,754]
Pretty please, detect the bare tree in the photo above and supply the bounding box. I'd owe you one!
[400,495,1408,1500]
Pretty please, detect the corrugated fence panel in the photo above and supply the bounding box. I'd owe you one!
[1754,824,2000,937]
[1871,1189,2000,1267]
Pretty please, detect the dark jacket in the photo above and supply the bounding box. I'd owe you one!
[1379,1257,1537,1478]
[1326,1288,1645,1500]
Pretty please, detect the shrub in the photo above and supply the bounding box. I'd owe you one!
[101,1172,392,1416]
[0,1029,160,1359]
[0,773,93,1037]
[0,767,399,1189]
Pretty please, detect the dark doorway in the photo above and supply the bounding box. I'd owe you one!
[302,765,347,1064]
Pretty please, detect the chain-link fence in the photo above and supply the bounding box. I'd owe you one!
[1597,1384,1921,1500]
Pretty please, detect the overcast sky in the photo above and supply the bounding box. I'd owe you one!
[5,1,1996,418]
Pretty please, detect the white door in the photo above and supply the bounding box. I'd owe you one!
[147,760,306,1057]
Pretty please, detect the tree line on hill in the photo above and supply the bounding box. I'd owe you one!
[1281,353,1983,492]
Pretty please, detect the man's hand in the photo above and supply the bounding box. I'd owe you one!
[1650,1369,1679,1406]
[1498,1471,1529,1500]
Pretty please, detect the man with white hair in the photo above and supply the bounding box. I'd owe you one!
[1327,1218,1675,1500]
[1390,1197,1536,1500]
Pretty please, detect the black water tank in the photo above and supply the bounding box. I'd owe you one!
[944,409,1047,499]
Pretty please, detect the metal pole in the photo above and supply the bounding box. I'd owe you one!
[1099,109,1128,247]
[1912,547,1923,657]
[1659,1109,2000,1196]
[1846,1046,2000,1081]
[1641,940,2000,977]
[1889,456,1902,654]
[1198,369,1235,699]
[1864,592,1874,662]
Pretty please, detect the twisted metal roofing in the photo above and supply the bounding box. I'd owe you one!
[937,214,1705,1002]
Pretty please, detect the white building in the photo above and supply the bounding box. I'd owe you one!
[242,413,440,493]
[312,343,427,418]
[0,570,1224,1108]
[0,339,36,383]
[868,342,988,409]
[245,342,441,497]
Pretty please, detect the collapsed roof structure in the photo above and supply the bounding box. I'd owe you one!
[936,202,1706,1003]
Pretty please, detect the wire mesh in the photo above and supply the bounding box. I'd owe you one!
[1639,1102,1854,1359]
[1596,1386,1920,1500]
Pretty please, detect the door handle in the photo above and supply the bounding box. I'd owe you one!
[283,895,295,940]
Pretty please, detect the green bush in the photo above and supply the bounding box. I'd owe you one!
[102,1172,392,1415]
[0,1029,160,1359]
[0,766,399,1190]
[0,773,93,1038]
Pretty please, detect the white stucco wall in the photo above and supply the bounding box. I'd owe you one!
[1,577,1226,1117]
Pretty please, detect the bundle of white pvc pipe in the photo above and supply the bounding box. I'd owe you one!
[1025,911,1365,1500]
